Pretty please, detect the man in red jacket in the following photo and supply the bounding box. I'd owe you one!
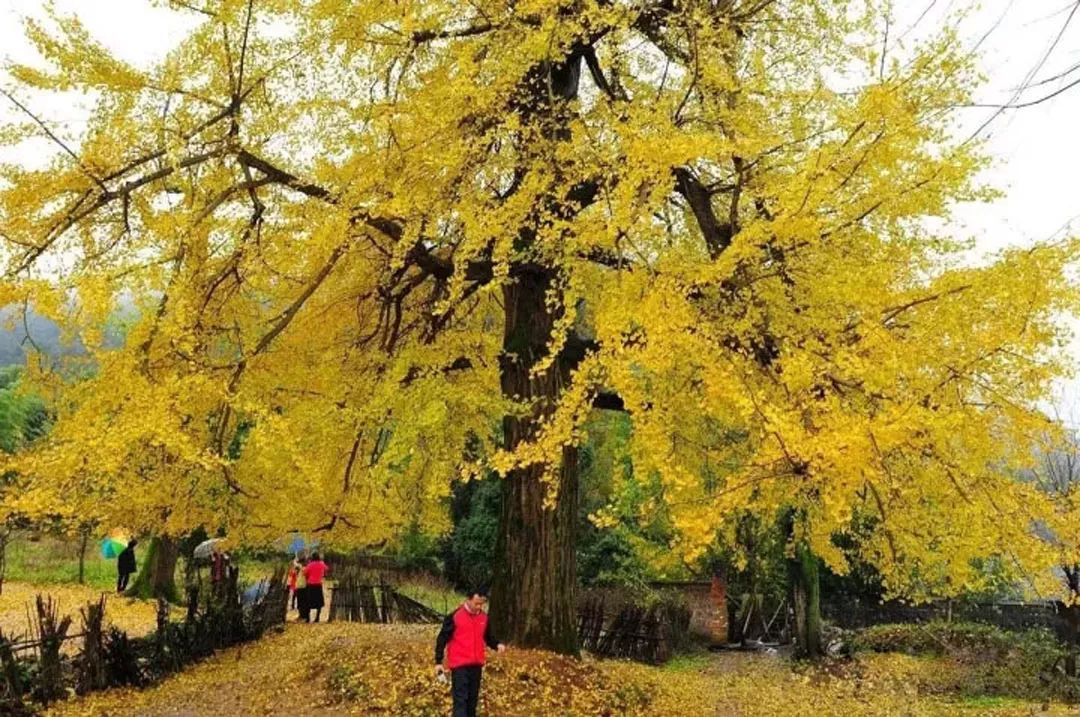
[434,587,506,717]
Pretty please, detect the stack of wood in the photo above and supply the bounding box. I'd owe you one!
[76,596,107,694]
[328,570,442,624]
[577,591,689,664]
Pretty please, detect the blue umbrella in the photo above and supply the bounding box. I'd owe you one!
[278,533,318,555]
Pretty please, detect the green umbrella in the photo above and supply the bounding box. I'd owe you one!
[101,536,128,559]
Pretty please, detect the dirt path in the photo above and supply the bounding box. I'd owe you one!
[43,621,1080,717]
[47,624,352,717]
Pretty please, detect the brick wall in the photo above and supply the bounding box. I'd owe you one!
[650,579,728,645]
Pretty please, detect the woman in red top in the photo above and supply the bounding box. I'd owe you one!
[302,552,328,623]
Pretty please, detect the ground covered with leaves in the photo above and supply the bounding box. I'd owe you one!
[39,622,1080,716]
[0,582,159,643]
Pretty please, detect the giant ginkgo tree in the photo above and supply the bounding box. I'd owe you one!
[1,0,1078,654]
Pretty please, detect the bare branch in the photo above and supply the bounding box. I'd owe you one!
[0,88,109,193]
[237,0,256,98]
[881,284,972,326]
[411,22,494,44]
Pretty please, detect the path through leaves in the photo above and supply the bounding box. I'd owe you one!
[43,622,1080,716]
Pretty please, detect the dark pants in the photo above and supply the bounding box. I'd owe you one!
[117,571,132,593]
[451,665,482,717]
[303,584,324,623]
[297,585,308,621]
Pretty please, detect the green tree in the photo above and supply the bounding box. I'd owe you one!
[444,478,502,591]
[0,367,50,594]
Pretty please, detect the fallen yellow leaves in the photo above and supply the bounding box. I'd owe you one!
[0,581,159,645]
[42,622,1080,716]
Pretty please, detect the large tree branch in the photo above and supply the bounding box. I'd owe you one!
[633,0,689,64]
[102,79,263,184]
[881,285,973,327]
[225,240,349,392]
[313,430,364,533]
[411,22,495,44]
[673,167,733,259]
[1,88,109,193]
[236,149,336,203]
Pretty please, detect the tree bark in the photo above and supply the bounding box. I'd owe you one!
[487,40,590,655]
[1065,605,1078,677]
[1063,566,1080,677]
[126,536,180,602]
[788,541,823,659]
[490,269,581,655]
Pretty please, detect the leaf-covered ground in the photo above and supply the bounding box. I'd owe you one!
[0,581,158,643]
[44,622,1080,716]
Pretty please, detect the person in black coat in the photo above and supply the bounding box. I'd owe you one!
[117,539,138,593]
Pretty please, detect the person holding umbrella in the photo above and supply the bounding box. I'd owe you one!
[116,539,137,593]
[294,555,308,619]
[287,556,303,610]
[210,548,232,595]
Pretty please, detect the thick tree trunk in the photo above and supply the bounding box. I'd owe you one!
[490,269,581,655]
[488,41,590,655]
[491,451,580,654]
[788,542,823,659]
[1065,605,1078,677]
[126,536,180,602]
[1063,568,1080,677]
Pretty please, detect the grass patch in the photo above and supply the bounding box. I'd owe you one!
[661,652,714,673]
[4,534,117,591]
[4,534,285,597]
[221,554,280,583]
[953,695,1032,709]
[853,622,1078,703]
[395,575,462,614]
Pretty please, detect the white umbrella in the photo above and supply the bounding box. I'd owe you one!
[192,538,225,560]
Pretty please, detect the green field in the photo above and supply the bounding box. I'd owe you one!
[2,534,284,594]
[4,534,118,591]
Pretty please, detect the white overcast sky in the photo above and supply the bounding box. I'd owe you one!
[1,0,1079,415]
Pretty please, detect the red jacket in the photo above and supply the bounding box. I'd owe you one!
[434,604,499,669]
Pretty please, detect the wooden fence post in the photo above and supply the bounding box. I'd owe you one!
[33,595,72,704]
[76,597,108,694]
[0,629,25,710]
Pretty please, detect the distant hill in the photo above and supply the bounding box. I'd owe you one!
[0,307,86,367]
